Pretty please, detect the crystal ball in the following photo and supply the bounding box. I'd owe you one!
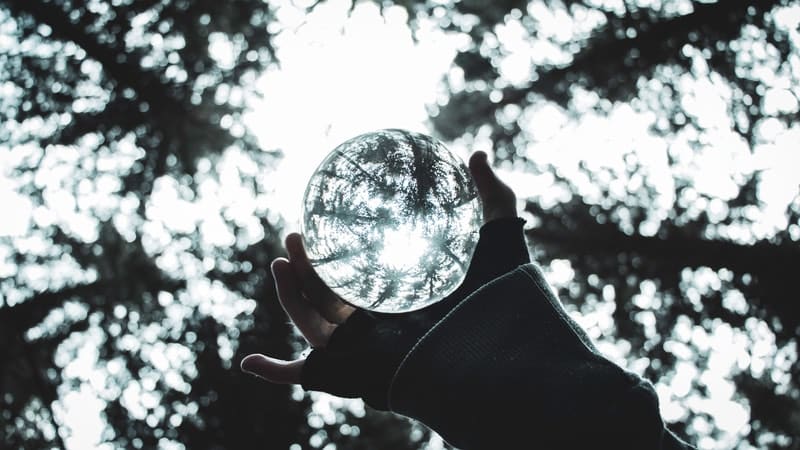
[301,129,482,313]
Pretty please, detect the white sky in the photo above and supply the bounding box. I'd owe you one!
[241,0,465,230]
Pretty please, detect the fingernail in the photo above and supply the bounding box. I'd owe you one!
[240,357,259,377]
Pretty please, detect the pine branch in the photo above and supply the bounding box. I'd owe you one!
[526,213,800,332]
[4,0,185,118]
[498,0,781,106]
[526,225,799,277]
[0,281,108,332]
[1,0,234,178]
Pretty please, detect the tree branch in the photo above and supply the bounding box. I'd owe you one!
[526,225,799,277]
[525,212,800,332]
[498,0,781,107]
[5,0,185,119]
[0,281,108,332]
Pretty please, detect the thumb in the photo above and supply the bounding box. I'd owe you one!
[240,354,304,384]
[469,151,517,222]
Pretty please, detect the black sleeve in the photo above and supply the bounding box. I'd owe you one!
[387,264,694,450]
[300,218,693,449]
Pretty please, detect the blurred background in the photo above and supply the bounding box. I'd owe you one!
[1,0,798,449]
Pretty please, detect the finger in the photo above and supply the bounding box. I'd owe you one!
[285,233,356,324]
[469,151,517,222]
[241,354,304,384]
[272,258,336,347]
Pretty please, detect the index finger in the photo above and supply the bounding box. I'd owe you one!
[272,257,336,348]
[241,354,304,384]
[285,233,356,324]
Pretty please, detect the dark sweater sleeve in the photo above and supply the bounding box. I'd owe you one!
[387,264,694,450]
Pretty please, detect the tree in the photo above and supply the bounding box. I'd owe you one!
[2,0,798,449]
[0,0,428,448]
[416,0,800,448]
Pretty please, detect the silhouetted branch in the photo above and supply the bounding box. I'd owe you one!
[526,203,800,332]
[6,0,184,116]
[498,0,780,106]
[0,281,108,332]
[526,224,799,276]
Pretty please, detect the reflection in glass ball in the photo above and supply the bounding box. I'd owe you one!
[301,129,482,313]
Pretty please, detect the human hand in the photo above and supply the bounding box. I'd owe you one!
[240,152,691,450]
[240,151,526,407]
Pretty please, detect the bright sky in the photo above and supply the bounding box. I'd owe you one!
[240,0,466,230]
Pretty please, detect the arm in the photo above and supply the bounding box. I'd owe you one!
[241,153,693,449]
[387,261,693,449]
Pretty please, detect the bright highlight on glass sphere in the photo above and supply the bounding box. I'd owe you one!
[301,129,482,313]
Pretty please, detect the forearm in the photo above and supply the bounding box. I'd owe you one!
[298,219,693,449]
[388,264,693,449]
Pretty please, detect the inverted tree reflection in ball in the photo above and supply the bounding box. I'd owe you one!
[301,129,482,313]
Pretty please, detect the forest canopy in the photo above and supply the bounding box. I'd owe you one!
[0,0,798,449]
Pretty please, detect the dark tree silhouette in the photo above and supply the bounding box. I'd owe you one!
[418,0,800,448]
[0,0,425,448]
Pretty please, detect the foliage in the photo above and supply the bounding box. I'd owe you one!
[1,0,798,449]
[418,0,800,448]
[0,0,421,448]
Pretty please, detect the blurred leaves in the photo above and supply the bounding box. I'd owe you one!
[424,0,800,448]
[1,0,799,449]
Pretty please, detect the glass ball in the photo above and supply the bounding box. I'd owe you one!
[301,129,482,313]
